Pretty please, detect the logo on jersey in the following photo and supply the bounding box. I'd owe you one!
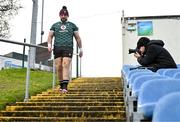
[60,25,66,30]
[59,25,68,32]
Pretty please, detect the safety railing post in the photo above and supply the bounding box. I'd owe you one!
[79,58,82,77]
[76,45,79,78]
[52,57,56,89]
[24,48,31,102]
[69,61,72,82]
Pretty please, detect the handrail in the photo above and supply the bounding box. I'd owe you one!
[0,38,47,49]
[0,38,81,102]
[0,38,53,102]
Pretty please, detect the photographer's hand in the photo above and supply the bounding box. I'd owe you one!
[134,52,141,59]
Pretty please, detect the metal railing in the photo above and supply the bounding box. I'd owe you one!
[0,38,81,102]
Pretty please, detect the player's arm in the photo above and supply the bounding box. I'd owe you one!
[47,30,54,52]
[74,31,83,57]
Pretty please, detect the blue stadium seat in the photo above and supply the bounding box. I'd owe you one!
[132,75,167,97]
[121,64,138,82]
[126,73,162,122]
[163,69,180,78]
[137,79,180,119]
[128,72,156,88]
[177,64,180,68]
[152,92,180,122]
[124,69,153,99]
[127,69,152,84]
[173,72,180,79]
[156,68,168,75]
[122,65,136,76]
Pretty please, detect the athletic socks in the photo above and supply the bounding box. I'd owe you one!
[59,80,63,89]
[59,80,64,91]
[62,80,69,90]
[59,80,69,90]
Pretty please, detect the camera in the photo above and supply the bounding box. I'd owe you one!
[128,48,141,54]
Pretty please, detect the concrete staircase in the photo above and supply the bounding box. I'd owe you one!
[0,77,126,122]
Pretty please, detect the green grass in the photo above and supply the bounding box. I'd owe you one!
[0,68,57,110]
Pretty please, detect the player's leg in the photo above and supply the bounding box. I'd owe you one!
[62,57,72,92]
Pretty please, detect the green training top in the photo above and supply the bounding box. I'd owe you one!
[50,21,78,49]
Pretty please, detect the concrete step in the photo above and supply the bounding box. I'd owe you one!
[69,82,120,84]
[68,84,121,86]
[15,101,125,106]
[68,87,121,91]
[0,77,126,121]
[37,93,123,96]
[28,99,124,102]
[0,111,125,117]
[42,91,123,94]
[30,96,123,100]
[67,87,121,90]
[6,106,125,111]
[0,117,126,122]
[45,89,123,93]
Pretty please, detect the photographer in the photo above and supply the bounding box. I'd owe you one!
[133,37,177,72]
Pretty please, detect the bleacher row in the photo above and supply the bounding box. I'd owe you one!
[121,64,180,122]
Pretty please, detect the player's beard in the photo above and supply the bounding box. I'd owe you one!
[61,18,67,23]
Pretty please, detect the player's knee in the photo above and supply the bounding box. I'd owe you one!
[62,62,69,68]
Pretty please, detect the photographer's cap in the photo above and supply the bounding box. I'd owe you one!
[137,37,150,49]
[59,6,69,16]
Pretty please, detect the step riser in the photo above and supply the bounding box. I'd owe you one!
[29,99,124,102]
[31,96,123,99]
[0,117,126,122]
[68,88,121,90]
[0,111,125,117]
[37,94,123,96]
[15,102,124,106]
[43,91,123,94]
[6,106,125,111]
[69,86,121,87]
[45,89,123,92]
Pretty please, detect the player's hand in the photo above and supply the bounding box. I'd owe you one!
[48,43,52,52]
[79,48,83,57]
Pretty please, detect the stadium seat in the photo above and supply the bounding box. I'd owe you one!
[163,69,180,78]
[128,72,156,88]
[177,64,180,68]
[156,68,168,75]
[173,72,180,79]
[132,75,167,97]
[125,70,153,99]
[152,92,180,122]
[126,74,164,122]
[137,79,180,119]
[126,69,152,84]
[121,65,136,76]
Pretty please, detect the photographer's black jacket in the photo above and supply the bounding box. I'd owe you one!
[137,40,177,72]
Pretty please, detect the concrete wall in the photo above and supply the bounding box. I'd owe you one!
[0,56,52,71]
